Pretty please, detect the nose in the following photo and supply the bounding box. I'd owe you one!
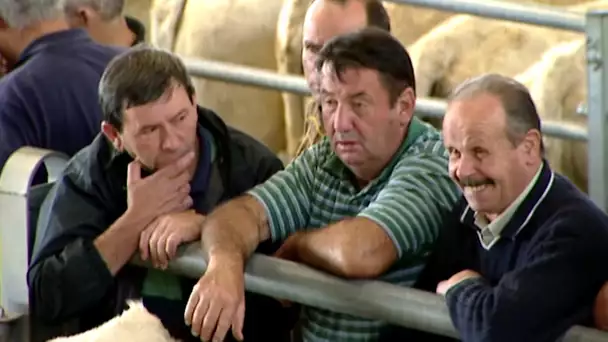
[454,153,477,181]
[161,125,181,152]
[333,104,355,133]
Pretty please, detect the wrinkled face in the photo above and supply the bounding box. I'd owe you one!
[442,93,540,216]
[319,64,414,178]
[302,0,367,95]
[104,85,199,171]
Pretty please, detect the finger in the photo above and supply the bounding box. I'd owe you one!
[231,299,245,341]
[191,295,210,338]
[158,151,195,179]
[201,300,223,342]
[184,284,201,326]
[213,306,234,342]
[166,234,181,261]
[149,225,166,268]
[139,225,154,261]
[156,230,171,269]
[127,160,142,185]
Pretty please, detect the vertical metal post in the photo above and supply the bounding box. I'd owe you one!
[585,10,608,212]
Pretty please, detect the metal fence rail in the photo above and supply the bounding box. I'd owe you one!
[387,0,586,31]
[183,58,588,142]
[132,242,608,342]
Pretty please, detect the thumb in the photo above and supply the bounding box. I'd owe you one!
[231,298,245,341]
[127,160,142,185]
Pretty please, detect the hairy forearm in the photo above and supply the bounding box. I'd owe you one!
[94,211,149,275]
[201,195,269,270]
[297,217,397,278]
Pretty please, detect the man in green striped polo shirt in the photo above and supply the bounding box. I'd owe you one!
[184,27,461,342]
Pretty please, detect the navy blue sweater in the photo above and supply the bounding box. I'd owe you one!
[400,161,608,342]
[0,29,123,172]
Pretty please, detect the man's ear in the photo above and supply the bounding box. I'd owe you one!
[396,87,416,127]
[101,121,123,151]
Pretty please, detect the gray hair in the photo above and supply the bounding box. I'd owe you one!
[0,0,65,29]
[448,73,545,154]
[63,0,124,21]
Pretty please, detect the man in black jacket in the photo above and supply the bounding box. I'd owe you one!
[27,45,295,342]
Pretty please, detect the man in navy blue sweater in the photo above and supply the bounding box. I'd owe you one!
[383,73,608,342]
[0,0,123,173]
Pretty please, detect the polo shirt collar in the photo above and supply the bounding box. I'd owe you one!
[321,117,428,183]
[460,159,555,239]
[13,28,91,70]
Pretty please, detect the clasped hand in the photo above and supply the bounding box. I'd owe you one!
[139,209,205,269]
[125,151,204,268]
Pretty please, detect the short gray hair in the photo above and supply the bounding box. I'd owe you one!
[64,0,124,21]
[0,0,65,29]
[448,73,545,154]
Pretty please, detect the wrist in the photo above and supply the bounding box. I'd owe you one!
[207,249,245,273]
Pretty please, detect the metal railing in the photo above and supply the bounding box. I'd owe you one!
[182,0,608,211]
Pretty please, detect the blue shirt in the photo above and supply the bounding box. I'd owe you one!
[0,28,123,172]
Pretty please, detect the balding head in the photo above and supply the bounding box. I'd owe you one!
[302,0,390,93]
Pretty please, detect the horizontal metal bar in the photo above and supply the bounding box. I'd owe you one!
[132,242,608,341]
[184,58,587,142]
[386,0,586,32]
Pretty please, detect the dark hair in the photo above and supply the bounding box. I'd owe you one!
[448,73,545,153]
[99,44,195,131]
[314,26,416,105]
[316,0,391,32]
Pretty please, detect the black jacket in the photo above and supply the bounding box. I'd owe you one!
[27,106,292,340]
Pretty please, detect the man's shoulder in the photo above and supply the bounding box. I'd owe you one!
[539,175,608,233]
[59,134,115,187]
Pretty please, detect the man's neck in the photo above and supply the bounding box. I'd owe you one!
[0,20,70,66]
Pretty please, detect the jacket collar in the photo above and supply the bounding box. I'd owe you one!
[459,159,555,239]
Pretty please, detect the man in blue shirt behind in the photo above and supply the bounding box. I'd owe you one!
[0,0,123,173]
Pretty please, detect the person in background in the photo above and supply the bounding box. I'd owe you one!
[28,45,295,342]
[183,27,461,342]
[0,0,123,174]
[295,0,391,156]
[64,0,146,48]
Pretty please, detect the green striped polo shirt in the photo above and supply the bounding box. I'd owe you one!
[247,117,461,342]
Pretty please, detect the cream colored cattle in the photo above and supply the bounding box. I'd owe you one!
[47,301,178,342]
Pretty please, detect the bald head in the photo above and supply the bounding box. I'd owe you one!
[302,0,390,93]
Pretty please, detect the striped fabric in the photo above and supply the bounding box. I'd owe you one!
[248,117,460,341]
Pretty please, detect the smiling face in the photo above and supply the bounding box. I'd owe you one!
[442,92,541,217]
[102,83,199,172]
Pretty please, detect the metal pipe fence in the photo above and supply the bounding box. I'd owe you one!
[131,242,608,342]
[183,58,588,142]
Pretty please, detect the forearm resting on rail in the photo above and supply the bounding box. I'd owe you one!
[201,194,270,268]
[94,212,149,275]
[297,217,398,278]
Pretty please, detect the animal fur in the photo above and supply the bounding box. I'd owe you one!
[515,38,588,192]
[47,300,180,342]
[149,0,287,156]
